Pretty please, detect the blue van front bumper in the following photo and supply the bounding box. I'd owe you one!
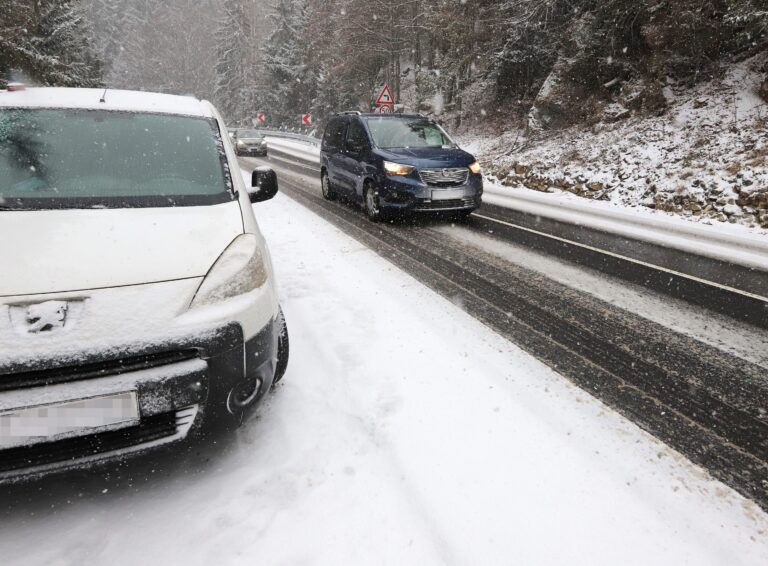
[378,171,483,213]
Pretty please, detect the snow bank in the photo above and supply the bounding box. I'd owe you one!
[265,136,321,164]
[482,180,768,272]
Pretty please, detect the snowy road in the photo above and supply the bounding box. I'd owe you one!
[0,188,766,565]
[244,155,768,508]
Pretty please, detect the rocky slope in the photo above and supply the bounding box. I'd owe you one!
[462,54,768,231]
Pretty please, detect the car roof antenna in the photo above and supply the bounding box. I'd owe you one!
[99,88,108,103]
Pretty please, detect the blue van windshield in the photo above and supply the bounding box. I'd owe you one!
[364,117,455,149]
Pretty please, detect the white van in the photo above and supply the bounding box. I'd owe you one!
[0,87,288,481]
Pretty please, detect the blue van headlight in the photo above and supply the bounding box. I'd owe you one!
[383,161,415,176]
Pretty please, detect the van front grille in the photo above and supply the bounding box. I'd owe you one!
[0,350,199,392]
[419,168,469,187]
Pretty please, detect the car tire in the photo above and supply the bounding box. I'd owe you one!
[272,308,289,386]
[364,182,383,222]
[321,171,336,201]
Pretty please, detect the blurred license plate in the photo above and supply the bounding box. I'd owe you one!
[432,188,467,200]
[0,392,139,449]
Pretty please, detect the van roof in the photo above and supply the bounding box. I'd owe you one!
[333,112,428,119]
[0,87,215,118]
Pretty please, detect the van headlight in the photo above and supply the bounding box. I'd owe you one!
[190,234,267,308]
[383,161,415,176]
[468,161,481,174]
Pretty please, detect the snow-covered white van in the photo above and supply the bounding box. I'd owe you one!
[0,87,288,481]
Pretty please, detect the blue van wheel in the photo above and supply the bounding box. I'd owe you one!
[321,171,337,200]
[364,182,383,222]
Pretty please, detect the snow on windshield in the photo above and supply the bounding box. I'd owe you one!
[0,109,233,209]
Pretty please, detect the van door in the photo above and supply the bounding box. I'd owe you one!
[322,117,348,189]
[339,118,370,198]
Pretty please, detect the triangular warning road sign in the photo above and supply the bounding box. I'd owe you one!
[375,84,395,106]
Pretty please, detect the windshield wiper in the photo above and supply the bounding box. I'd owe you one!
[0,204,30,211]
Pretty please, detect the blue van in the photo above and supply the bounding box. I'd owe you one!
[320,112,483,221]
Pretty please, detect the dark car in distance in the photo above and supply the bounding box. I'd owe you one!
[320,112,482,221]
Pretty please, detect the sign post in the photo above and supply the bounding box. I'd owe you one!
[301,113,312,126]
[374,84,395,113]
[255,112,266,126]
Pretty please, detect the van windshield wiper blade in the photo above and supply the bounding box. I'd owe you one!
[0,203,32,210]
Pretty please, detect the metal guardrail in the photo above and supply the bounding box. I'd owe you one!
[255,129,320,146]
[482,188,768,276]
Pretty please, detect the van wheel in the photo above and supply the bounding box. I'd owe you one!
[272,308,289,386]
[364,182,383,222]
[321,172,336,200]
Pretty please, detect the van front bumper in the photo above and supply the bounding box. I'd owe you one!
[0,319,277,484]
[378,172,483,213]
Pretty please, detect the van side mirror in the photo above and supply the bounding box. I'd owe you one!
[249,167,278,203]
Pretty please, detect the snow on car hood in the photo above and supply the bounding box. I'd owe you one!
[0,202,244,296]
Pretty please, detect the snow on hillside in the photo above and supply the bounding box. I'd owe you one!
[461,54,768,233]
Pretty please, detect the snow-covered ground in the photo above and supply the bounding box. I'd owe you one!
[1,189,766,565]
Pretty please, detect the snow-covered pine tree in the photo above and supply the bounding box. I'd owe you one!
[213,0,258,125]
[0,0,102,86]
[107,0,163,90]
[261,0,314,126]
[86,0,128,78]
[300,0,346,120]
[34,0,102,85]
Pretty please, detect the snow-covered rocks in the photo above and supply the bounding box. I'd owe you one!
[462,53,768,231]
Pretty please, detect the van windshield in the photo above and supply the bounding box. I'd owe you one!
[364,117,456,149]
[0,109,234,210]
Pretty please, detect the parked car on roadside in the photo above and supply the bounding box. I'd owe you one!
[0,87,288,482]
[320,112,482,220]
[233,129,268,156]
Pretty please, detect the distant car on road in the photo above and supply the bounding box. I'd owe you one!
[233,129,268,156]
[0,88,289,483]
[320,112,482,221]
